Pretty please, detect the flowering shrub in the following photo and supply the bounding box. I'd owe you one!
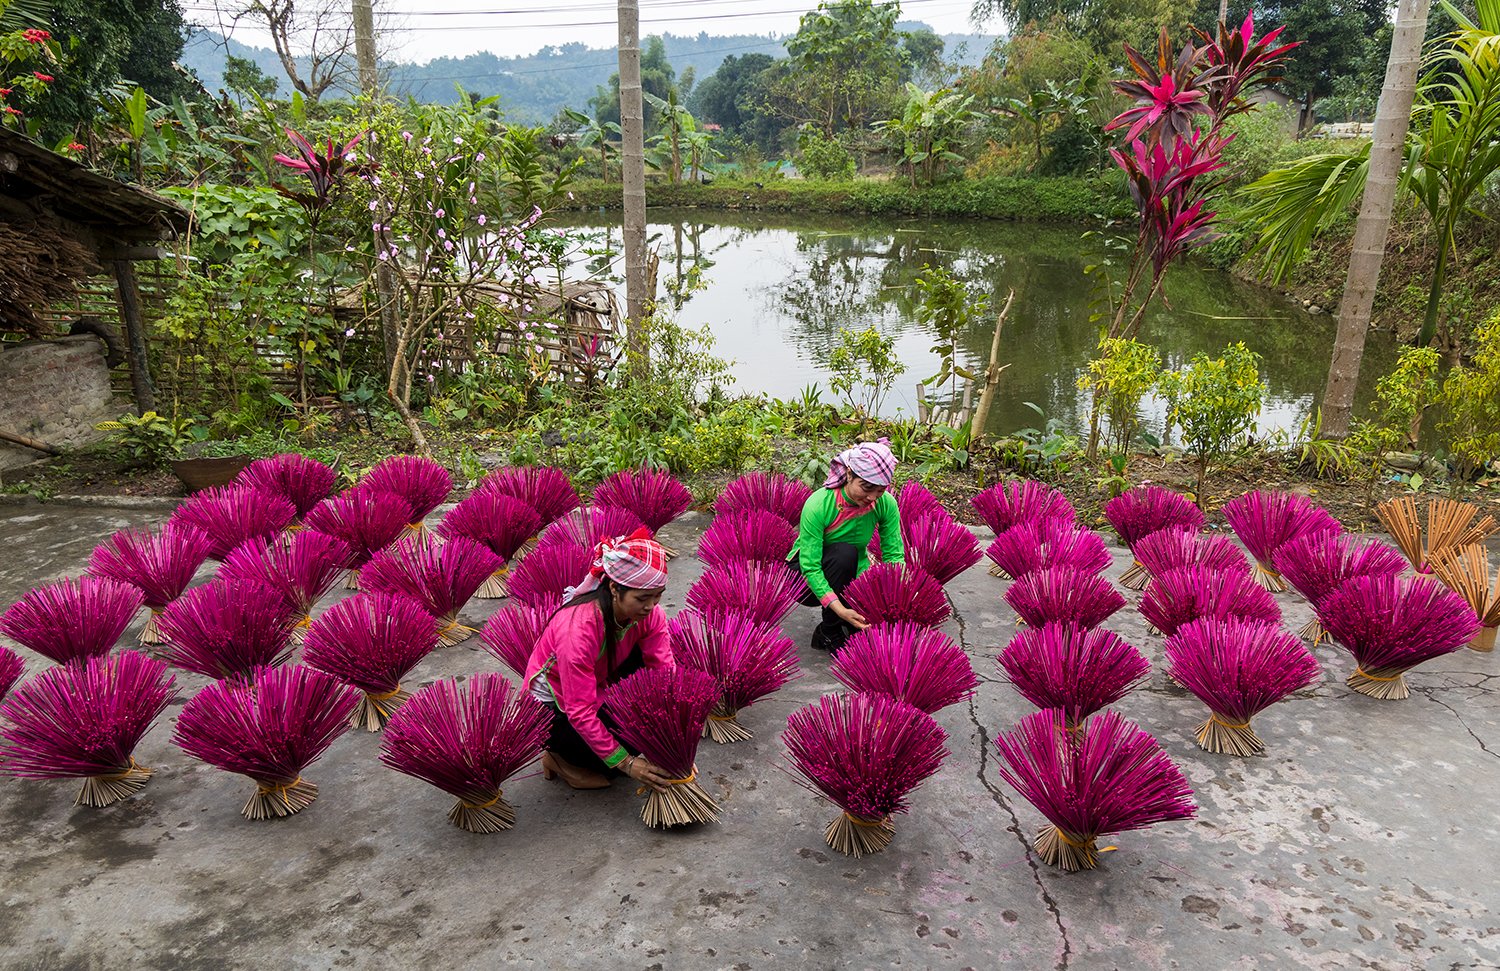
[0,22,58,127]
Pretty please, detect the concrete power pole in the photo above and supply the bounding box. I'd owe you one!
[618,0,649,373]
[352,0,400,371]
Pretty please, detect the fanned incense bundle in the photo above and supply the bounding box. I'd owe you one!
[360,455,453,533]
[604,666,722,827]
[379,673,552,833]
[1,576,144,666]
[480,597,560,676]
[986,520,1112,582]
[302,593,441,731]
[0,645,22,702]
[1138,566,1280,638]
[359,534,502,646]
[713,471,813,526]
[1223,490,1341,592]
[1376,495,1498,574]
[830,622,977,714]
[1430,545,1500,652]
[1104,485,1206,590]
[303,487,415,589]
[1272,532,1407,642]
[157,580,298,680]
[506,543,594,609]
[219,530,353,640]
[173,663,358,820]
[1133,527,1250,591]
[994,708,1196,871]
[686,561,809,626]
[897,512,984,585]
[592,467,694,533]
[971,479,1077,536]
[1004,566,1126,630]
[478,465,581,524]
[170,484,298,560]
[0,650,175,807]
[536,505,647,553]
[869,481,948,559]
[842,563,951,628]
[1164,617,1321,756]
[669,610,799,742]
[998,622,1150,730]
[88,524,215,644]
[236,453,338,519]
[697,509,799,570]
[436,491,545,599]
[1318,574,1481,699]
[783,692,948,857]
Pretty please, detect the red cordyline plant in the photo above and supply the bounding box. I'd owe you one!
[479,597,559,676]
[88,524,214,644]
[698,509,799,570]
[359,533,501,646]
[478,465,580,524]
[999,622,1150,731]
[236,454,338,520]
[302,593,440,732]
[218,530,353,638]
[536,505,647,553]
[842,563,952,629]
[831,621,977,715]
[157,579,299,681]
[436,491,545,599]
[273,129,372,225]
[604,666,722,828]
[713,471,813,526]
[0,576,143,666]
[669,610,799,743]
[379,673,553,834]
[1222,490,1341,593]
[1272,531,1407,644]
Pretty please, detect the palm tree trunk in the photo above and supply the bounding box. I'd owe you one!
[618,0,649,375]
[1321,0,1431,439]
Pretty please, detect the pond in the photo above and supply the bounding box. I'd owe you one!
[553,208,1396,441]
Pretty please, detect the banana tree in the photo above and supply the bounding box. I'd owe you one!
[643,90,696,184]
[681,127,722,182]
[563,107,620,182]
[873,83,977,186]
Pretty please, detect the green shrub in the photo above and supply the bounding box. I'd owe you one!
[1440,310,1500,480]
[1158,342,1265,504]
[796,126,856,181]
[1080,337,1162,454]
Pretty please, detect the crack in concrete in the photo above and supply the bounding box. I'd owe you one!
[1416,687,1500,763]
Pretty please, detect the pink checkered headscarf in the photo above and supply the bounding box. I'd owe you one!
[564,528,669,600]
[824,439,897,489]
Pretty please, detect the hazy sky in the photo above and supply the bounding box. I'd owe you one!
[185,0,998,64]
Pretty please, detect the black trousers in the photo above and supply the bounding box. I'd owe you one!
[797,542,862,631]
[545,644,645,774]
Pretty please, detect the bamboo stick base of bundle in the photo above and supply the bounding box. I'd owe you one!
[1119,560,1149,591]
[1297,616,1327,645]
[352,686,408,732]
[76,760,152,808]
[703,706,753,744]
[1469,626,1497,653]
[988,563,1009,579]
[1347,665,1410,700]
[344,571,362,591]
[1034,826,1100,872]
[289,616,313,647]
[1251,561,1289,593]
[825,812,894,857]
[436,619,477,648]
[243,776,318,820]
[138,609,166,646]
[448,790,516,833]
[1194,712,1266,757]
[473,568,511,600]
[640,770,720,828]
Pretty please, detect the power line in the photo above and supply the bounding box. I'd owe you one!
[391,39,788,86]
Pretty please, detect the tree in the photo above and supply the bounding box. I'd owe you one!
[1263,0,1374,130]
[563,107,620,181]
[590,34,675,131]
[970,0,1196,61]
[874,83,978,185]
[773,0,908,135]
[689,52,778,148]
[223,53,278,104]
[220,0,357,102]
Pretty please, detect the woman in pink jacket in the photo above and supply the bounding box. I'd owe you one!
[524,529,675,792]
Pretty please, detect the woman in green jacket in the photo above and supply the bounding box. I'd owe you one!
[792,439,904,652]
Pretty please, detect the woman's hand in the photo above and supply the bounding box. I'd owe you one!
[623,754,671,793]
[832,601,869,632]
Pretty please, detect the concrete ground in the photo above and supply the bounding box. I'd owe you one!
[0,500,1496,971]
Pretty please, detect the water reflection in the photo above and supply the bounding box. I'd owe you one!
[554,209,1395,439]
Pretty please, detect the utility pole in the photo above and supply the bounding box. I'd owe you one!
[1219,0,1229,25]
[353,0,400,372]
[618,0,649,374]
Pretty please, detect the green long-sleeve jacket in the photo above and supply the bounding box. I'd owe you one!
[791,487,904,604]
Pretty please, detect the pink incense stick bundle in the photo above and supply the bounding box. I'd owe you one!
[1138,566,1281,638]
[867,481,945,559]
[506,543,594,609]
[0,650,175,808]
[1132,527,1250,591]
[360,455,453,533]
[478,465,580,524]
[1317,574,1480,700]
[169,484,298,560]
[830,621,977,714]
[1104,485,1206,589]
[970,479,1076,537]
[1164,617,1321,756]
[986,519,1112,582]
[218,529,353,640]
[998,622,1150,730]
[436,491,545,599]
[686,561,809,626]
[302,593,441,731]
[1,576,144,666]
[1272,531,1407,642]
[480,597,560,676]
[173,663,358,820]
[895,511,983,585]
[157,579,298,680]
[604,665,722,827]
[379,672,552,833]
[236,453,338,520]
[1004,566,1126,630]
[842,563,951,628]
[536,505,647,553]
[303,487,414,590]
[88,523,214,644]
[783,692,948,857]
[995,708,1196,871]
[669,610,799,742]
[698,509,798,570]
[714,471,812,526]
[0,644,22,702]
[592,467,694,533]
[359,533,502,646]
[1223,489,1341,592]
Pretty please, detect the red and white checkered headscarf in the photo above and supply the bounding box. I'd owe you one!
[825,439,897,489]
[565,527,669,600]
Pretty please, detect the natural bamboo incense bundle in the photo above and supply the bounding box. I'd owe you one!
[0,644,22,702]
[1376,495,1498,574]
[477,465,581,524]
[218,530,353,642]
[830,621,978,714]
[157,579,299,680]
[506,543,595,609]
[1164,617,1321,756]
[841,563,952,628]
[1137,566,1281,638]
[1104,485,1206,590]
[236,453,338,521]
[1222,489,1341,592]
[697,509,799,569]
[1318,574,1481,699]
[1430,544,1500,652]
[1,576,144,666]
[593,467,694,534]
[380,673,552,833]
[1272,531,1406,643]
[360,455,454,536]
[998,622,1150,730]
[169,484,298,560]
[1004,565,1126,630]
[88,523,215,644]
[604,666,722,828]
[302,593,441,731]
[302,487,415,590]
[536,505,647,553]
[670,610,799,742]
[436,491,544,599]
[480,597,560,676]
[783,692,948,857]
[713,471,812,526]
[359,533,502,646]
[686,561,809,627]
[986,519,1112,583]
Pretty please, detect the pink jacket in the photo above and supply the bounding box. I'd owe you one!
[523,602,674,765]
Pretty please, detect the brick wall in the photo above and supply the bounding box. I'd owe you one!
[0,336,123,471]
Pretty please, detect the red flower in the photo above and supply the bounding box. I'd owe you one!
[4,107,22,116]
[0,89,11,97]
[33,72,54,83]
[22,28,51,43]
[66,142,85,152]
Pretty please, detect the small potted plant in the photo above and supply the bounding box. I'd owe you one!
[94,412,249,492]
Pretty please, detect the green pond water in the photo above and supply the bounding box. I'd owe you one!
[554,208,1395,439]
